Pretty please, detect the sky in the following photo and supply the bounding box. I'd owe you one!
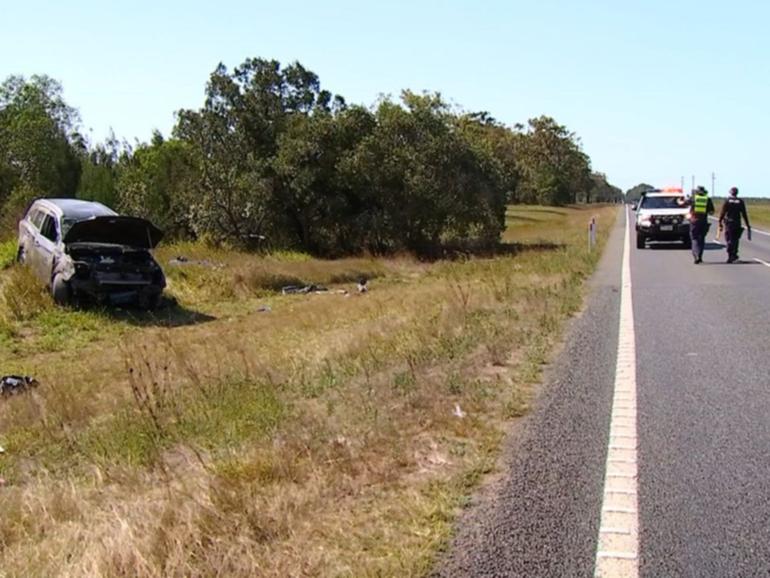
[2,0,769,196]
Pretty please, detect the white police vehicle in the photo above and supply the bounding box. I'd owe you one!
[633,187,691,249]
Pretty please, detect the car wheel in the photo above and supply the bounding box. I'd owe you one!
[51,273,71,306]
[636,232,646,249]
[16,246,25,264]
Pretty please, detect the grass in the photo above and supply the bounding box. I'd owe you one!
[745,198,770,230]
[0,239,17,270]
[0,204,618,577]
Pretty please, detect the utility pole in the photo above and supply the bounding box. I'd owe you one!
[691,175,695,192]
[712,172,716,196]
[680,176,684,192]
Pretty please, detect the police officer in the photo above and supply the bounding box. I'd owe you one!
[680,186,715,263]
[718,186,751,263]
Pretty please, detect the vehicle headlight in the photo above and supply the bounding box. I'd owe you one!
[639,218,652,227]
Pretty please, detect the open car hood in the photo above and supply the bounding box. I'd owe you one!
[63,216,164,249]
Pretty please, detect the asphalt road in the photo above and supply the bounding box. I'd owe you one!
[434,207,770,577]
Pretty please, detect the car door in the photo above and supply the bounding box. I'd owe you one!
[36,213,59,285]
[22,209,47,282]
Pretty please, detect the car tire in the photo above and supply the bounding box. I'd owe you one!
[51,273,71,306]
[16,246,25,264]
[636,232,646,249]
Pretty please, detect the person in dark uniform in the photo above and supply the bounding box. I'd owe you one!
[679,186,715,263]
[718,186,751,263]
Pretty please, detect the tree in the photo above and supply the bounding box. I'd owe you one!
[77,130,122,208]
[116,133,198,238]
[513,116,591,206]
[625,183,655,203]
[0,74,82,231]
[174,58,341,246]
[339,92,505,254]
[588,172,623,203]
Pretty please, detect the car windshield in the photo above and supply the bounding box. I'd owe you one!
[61,218,79,238]
[640,196,682,209]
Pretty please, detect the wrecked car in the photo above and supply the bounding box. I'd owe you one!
[16,198,166,308]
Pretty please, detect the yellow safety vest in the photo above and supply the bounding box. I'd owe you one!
[693,194,709,214]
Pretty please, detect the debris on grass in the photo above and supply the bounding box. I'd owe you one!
[0,375,40,396]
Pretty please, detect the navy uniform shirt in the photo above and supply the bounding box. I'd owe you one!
[719,197,750,228]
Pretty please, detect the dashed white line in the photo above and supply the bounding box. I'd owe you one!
[594,208,639,578]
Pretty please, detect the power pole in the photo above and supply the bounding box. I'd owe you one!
[691,175,695,192]
[680,176,684,191]
[712,172,716,196]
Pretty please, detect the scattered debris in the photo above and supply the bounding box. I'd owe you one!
[281,284,328,295]
[357,277,369,293]
[168,256,224,269]
[0,446,5,454]
[0,375,39,397]
[453,403,466,419]
[257,305,272,313]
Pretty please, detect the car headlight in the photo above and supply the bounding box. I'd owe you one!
[639,218,652,227]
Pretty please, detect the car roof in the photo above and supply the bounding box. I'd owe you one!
[643,192,684,198]
[33,198,118,220]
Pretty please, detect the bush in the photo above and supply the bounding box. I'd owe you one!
[0,240,17,269]
[0,264,53,322]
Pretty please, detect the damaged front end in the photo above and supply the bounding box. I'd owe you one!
[59,244,166,308]
[58,216,166,309]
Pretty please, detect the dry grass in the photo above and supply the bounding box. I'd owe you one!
[745,198,770,230]
[0,205,618,577]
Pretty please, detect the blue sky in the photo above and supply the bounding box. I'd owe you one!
[2,0,769,195]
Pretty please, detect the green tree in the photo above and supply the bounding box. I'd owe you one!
[116,133,198,238]
[513,116,591,206]
[625,183,655,203]
[77,130,122,208]
[339,92,505,254]
[175,58,340,246]
[0,75,82,231]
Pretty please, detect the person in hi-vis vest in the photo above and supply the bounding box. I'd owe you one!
[678,186,715,264]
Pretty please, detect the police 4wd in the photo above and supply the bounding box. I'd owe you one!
[634,188,691,249]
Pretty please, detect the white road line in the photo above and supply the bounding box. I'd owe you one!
[708,215,770,237]
[594,208,639,578]
[754,257,770,268]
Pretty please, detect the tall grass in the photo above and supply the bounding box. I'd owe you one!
[0,205,618,577]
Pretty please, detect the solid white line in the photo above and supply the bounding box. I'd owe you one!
[754,257,770,268]
[594,208,640,578]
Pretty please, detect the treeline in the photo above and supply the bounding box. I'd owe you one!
[0,59,622,255]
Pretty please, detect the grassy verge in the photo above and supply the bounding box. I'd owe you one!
[0,205,618,577]
[746,199,770,229]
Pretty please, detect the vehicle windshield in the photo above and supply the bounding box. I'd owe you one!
[640,196,683,209]
[61,218,79,238]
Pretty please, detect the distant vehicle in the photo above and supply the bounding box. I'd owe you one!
[633,188,691,249]
[16,199,166,308]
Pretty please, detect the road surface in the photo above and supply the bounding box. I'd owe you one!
[434,206,770,577]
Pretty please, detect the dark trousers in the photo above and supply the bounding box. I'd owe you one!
[690,220,709,260]
[724,222,743,260]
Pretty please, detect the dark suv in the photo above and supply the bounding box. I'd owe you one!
[17,199,166,308]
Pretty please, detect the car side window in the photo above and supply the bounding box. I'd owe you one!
[40,215,59,242]
[30,209,46,230]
